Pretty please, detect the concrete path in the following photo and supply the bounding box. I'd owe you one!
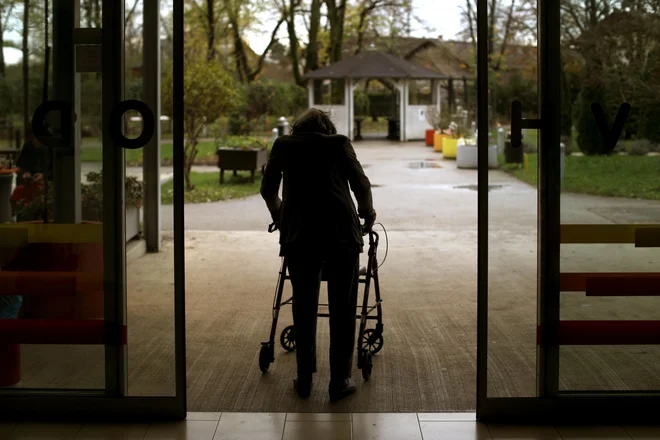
[162,141,660,231]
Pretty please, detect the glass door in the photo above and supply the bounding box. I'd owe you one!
[0,0,186,419]
[476,0,660,423]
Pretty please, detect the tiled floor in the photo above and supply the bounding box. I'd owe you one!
[0,413,658,439]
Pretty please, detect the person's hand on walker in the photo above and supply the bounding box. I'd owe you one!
[362,211,376,235]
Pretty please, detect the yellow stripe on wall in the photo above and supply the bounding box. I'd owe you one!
[561,224,660,245]
[0,224,103,243]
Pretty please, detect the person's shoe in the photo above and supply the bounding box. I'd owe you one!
[329,378,357,402]
[293,376,312,399]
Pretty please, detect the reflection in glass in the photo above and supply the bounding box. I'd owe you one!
[558,5,660,392]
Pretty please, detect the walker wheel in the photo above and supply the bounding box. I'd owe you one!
[259,344,273,374]
[361,350,373,381]
[362,329,384,355]
[280,325,296,352]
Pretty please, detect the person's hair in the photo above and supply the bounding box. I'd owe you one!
[290,108,337,135]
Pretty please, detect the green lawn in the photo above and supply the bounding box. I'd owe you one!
[160,171,261,205]
[500,154,660,200]
[81,141,218,166]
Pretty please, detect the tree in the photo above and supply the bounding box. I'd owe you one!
[459,0,534,72]
[22,0,29,138]
[187,0,284,82]
[325,0,348,63]
[162,56,241,190]
[0,1,17,77]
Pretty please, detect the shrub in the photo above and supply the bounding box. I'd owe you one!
[626,140,652,156]
[244,80,308,122]
[637,100,660,144]
[228,112,251,136]
[216,135,270,151]
[576,69,611,155]
[354,90,370,117]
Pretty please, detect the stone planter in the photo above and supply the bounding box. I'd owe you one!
[216,148,268,183]
[126,206,140,242]
[457,145,499,169]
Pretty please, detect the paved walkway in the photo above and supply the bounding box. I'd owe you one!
[161,141,660,231]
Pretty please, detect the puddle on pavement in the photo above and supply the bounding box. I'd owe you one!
[408,161,443,169]
[453,184,505,192]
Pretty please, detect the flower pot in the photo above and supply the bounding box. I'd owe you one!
[443,138,458,159]
[425,129,435,146]
[126,206,140,243]
[433,132,446,152]
[456,145,499,169]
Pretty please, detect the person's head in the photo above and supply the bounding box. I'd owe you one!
[290,108,337,135]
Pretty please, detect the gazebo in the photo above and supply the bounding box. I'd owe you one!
[303,51,449,142]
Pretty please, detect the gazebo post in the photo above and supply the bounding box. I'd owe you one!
[399,80,408,142]
[344,78,353,140]
[307,80,314,107]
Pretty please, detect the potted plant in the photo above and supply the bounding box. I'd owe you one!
[216,136,270,183]
[424,105,441,147]
[456,128,499,169]
[10,171,144,243]
[82,172,144,242]
[0,158,19,223]
[442,121,461,159]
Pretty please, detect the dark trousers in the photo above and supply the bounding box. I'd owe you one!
[287,248,360,384]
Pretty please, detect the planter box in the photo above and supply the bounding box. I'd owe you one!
[457,144,499,169]
[126,206,140,243]
[217,148,268,183]
[433,132,446,152]
[425,129,435,146]
[443,138,458,159]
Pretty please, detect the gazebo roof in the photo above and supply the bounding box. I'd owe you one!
[303,51,450,80]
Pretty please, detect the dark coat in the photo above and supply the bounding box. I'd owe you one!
[260,133,375,256]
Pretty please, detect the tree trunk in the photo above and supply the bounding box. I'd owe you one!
[0,12,5,77]
[286,0,302,85]
[230,14,249,83]
[304,0,321,72]
[326,0,347,63]
[355,7,369,55]
[93,0,100,27]
[206,0,216,61]
[23,0,30,139]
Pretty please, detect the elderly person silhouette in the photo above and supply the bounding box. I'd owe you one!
[260,108,376,402]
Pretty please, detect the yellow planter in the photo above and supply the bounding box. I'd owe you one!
[443,138,458,159]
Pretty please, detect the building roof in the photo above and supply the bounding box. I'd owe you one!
[303,51,450,80]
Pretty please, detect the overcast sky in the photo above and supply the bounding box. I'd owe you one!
[2,0,464,65]
[247,0,465,53]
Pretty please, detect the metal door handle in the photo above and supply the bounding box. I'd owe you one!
[511,100,542,149]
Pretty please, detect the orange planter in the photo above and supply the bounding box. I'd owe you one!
[425,129,435,146]
[433,132,446,152]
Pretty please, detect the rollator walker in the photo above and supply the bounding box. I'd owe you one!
[259,222,385,381]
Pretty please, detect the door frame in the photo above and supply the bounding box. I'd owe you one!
[475,0,660,424]
[0,0,186,421]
